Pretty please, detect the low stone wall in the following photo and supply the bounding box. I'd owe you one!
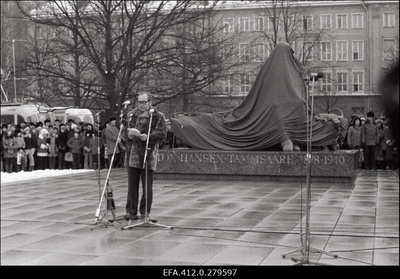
[155,149,360,184]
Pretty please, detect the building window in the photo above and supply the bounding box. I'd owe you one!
[223,18,234,32]
[253,43,265,62]
[301,41,314,61]
[302,15,313,30]
[336,40,348,61]
[321,41,332,61]
[284,15,295,28]
[352,70,364,93]
[383,12,395,27]
[268,16,277,31]
[352,40,364,61]
[336,14,348,29]
[239,43,250,62]
[253,17,264,31]
[222,44,234,60]
[383,39,397,61]
[239,17,250,32]
[320,72,332,93]
[320,14,332,29]
[351,13,364,29]
[337,71,348,93]
[240,74,250,94]
[223,75,234,94]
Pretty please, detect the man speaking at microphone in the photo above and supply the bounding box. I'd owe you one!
[123,92,167,225]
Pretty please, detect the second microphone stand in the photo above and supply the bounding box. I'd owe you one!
[122,109,172,230]
[281,76,338,264]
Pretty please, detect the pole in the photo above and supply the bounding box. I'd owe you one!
[12,39,17,102]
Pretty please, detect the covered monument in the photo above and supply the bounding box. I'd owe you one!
[169,42,347,151]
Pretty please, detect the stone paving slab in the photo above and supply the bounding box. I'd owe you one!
[1,169,399,266]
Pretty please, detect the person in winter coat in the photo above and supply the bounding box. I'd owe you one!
[67,130,83,169]
[3,128,17,173]
[23,126,35,171]
[347,117,362,150]
[103,117,121,168]
[82,130,93,169]
[384,118,396,170]
[37,128,50,170]
[57,124,69,170]
[375,120,387,170]
[13,130,26,172]
[123,92,167,224]
[91,130,104,169]
[361,111,379,170]
[48,127,59,169]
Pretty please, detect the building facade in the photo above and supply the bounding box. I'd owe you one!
[188,0,399,119]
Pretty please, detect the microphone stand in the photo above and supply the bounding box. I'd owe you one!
[281,76,338,264]
[122,109,172,230]
[96,112,102,202]
[89,109,126,230]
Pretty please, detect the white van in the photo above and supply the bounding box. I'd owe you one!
[1,103,52,124]
[52,108,94,124]
[1,103,94,125]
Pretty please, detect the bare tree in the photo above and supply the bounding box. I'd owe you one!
[255,0,331,72]
[18,0,236,118]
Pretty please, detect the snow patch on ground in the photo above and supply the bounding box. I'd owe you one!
[1,169,95,184]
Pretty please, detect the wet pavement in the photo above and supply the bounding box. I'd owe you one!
[1,168,398,266]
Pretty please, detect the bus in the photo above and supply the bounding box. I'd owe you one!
[1,102,94,125]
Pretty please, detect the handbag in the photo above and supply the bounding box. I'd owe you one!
[64,152,73,162]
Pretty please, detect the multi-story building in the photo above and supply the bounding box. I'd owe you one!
[189,0,399,119]
[3,1,398,121]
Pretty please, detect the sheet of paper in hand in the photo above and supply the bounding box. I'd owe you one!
[128,128,141,137]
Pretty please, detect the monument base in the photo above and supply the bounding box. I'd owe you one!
[155,149,360,184]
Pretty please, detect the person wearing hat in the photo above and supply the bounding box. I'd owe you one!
[23,126,35,171]
[67,130,83,169]
[3,128,17,173]
[37,128,50,170]
[14,129,26,172]
[361,111,379,170]
[57,124,69,170]
[123,92,167,224]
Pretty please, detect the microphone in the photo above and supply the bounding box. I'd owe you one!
[149,108,155,115]
[122,100,132,108]
[308,72,324,81]
[95,109,105,116]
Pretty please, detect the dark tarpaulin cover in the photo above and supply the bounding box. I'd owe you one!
[170,42,345,150]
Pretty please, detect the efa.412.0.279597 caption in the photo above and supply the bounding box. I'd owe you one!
[163,268,238,277]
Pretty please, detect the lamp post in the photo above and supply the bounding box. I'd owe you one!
[2,39,28,102]
[12,39,17,101]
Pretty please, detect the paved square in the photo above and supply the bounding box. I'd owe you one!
[1,169,398,266]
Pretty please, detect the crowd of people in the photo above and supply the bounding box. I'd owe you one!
[346,111,398,171]
[1,118,118,173]
[0,116,180,174]
[0,110,398,174]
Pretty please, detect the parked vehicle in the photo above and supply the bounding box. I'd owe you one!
[1,102,94,125]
